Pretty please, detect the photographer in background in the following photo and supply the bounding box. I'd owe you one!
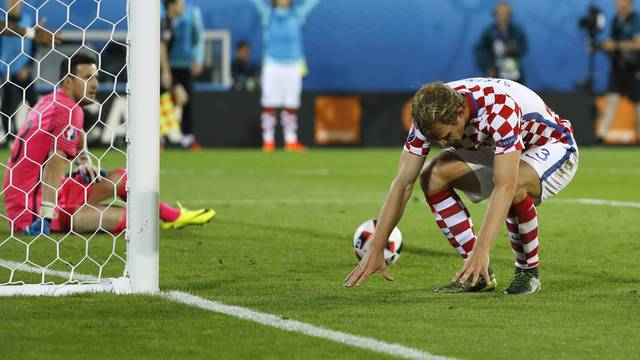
[474,2,527,84]
[0,0,38,145]
[597,0,640,143]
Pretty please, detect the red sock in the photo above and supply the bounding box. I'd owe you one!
[427,188,476,259]
[508,196,539,269]
[116,168,127,200]
[111,209,127,234]
[160,202,180,222]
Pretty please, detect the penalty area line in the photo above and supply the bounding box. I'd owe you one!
[161,290,454,360]
[1,259,455,360]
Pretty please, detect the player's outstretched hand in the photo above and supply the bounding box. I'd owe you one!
[34,18,63,46]
[22,218,51,236]
[344,251,395,288]
[455,248,491,287]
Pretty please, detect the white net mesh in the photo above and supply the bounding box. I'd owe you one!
[0,0,128,287]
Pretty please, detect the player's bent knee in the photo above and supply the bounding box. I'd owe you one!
[512,188,529,204]
[421,160,449,194]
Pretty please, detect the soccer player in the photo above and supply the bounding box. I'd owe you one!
[345,78,579,295]
[168,0,206,150]
[474,2,528,83]
[596,0,640,143]
[250,0,320,152]
[3,53,215,236]
[0,0,38,144]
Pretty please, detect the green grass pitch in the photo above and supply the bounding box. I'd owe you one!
[0,147,639,359]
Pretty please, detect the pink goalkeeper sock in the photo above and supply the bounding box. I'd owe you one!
[111,210,127,234]
[160,202,180,222]
[116,168,127,200]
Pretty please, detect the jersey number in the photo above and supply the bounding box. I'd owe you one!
[524,148,551,162]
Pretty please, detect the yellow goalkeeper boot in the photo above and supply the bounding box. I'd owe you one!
[162,203,216,230]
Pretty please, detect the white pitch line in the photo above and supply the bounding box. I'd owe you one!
[161,290,453,360]
[180,197,640,209]
[548,198,640,209]
[1,259,455,360]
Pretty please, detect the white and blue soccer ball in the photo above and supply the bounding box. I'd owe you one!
[353,219,403,265]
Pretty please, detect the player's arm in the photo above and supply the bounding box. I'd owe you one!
[75,133,101,183]
[249,0,270,19]
[41,151,68,211]
[614,33,640,51]
[191,7,205,77]
[344,150,426,288]
[455,150,520,286]
[23,151,68,235]
[296,0,320,23]
[160,41,172,90]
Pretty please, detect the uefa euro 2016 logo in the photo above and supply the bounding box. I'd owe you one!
[64,127,77,141]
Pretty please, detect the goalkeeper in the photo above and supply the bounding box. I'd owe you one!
[2,54,215,235]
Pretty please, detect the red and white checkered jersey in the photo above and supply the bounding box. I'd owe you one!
[404,78,575,157]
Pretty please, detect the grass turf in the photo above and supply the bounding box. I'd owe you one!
[0,147,639,359]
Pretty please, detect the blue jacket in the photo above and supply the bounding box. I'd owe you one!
[250,0,319,63]
[0,8,34,78]
[169,4,205,69]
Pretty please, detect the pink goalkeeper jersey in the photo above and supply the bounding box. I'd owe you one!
[3,90,83,229]
[404,78,575,157]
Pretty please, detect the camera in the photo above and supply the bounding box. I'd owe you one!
[579,5,606,38]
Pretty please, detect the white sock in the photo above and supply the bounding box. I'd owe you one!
[261,109,276,143]
[598,93,621,139]
[281,109,298,144]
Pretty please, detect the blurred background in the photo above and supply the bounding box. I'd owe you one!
[1,0,638,149]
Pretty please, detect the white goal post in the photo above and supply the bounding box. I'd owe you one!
[0,0,159,296]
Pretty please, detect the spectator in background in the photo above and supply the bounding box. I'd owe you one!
[596,0,640,144]
[250,0,320,153]
[474,2,527,84]
[0,0,37,145]
[169,0,205,151]
[231,40,259,92]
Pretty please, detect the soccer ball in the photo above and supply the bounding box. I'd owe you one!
[352,219,403,265]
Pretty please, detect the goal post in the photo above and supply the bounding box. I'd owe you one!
[127,0,160,293]
[0,0,159,296]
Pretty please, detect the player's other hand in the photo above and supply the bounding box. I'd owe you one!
[191,62,203,77]
[23,218,51,236]
[344,250,395,288]
[34,18,63,46]
[600,39,616,52]
[455,247,491,287]
[78,163,105,183]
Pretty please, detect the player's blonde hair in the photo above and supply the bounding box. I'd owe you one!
[410,82,464,138]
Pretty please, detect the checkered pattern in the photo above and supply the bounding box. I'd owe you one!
[427,188,476,259]
[506,196,539,269]
[404,78,574,157]
[404,125,431,156]
[521,106,574,147]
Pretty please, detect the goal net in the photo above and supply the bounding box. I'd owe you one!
[0,0,159,296]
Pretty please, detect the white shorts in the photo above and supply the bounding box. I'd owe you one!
[260,61,302,109]
[444,142,579,204]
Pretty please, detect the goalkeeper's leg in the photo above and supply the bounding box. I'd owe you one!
[85,168,215,230]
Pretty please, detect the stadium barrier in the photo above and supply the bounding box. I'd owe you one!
[188,91,597,147]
